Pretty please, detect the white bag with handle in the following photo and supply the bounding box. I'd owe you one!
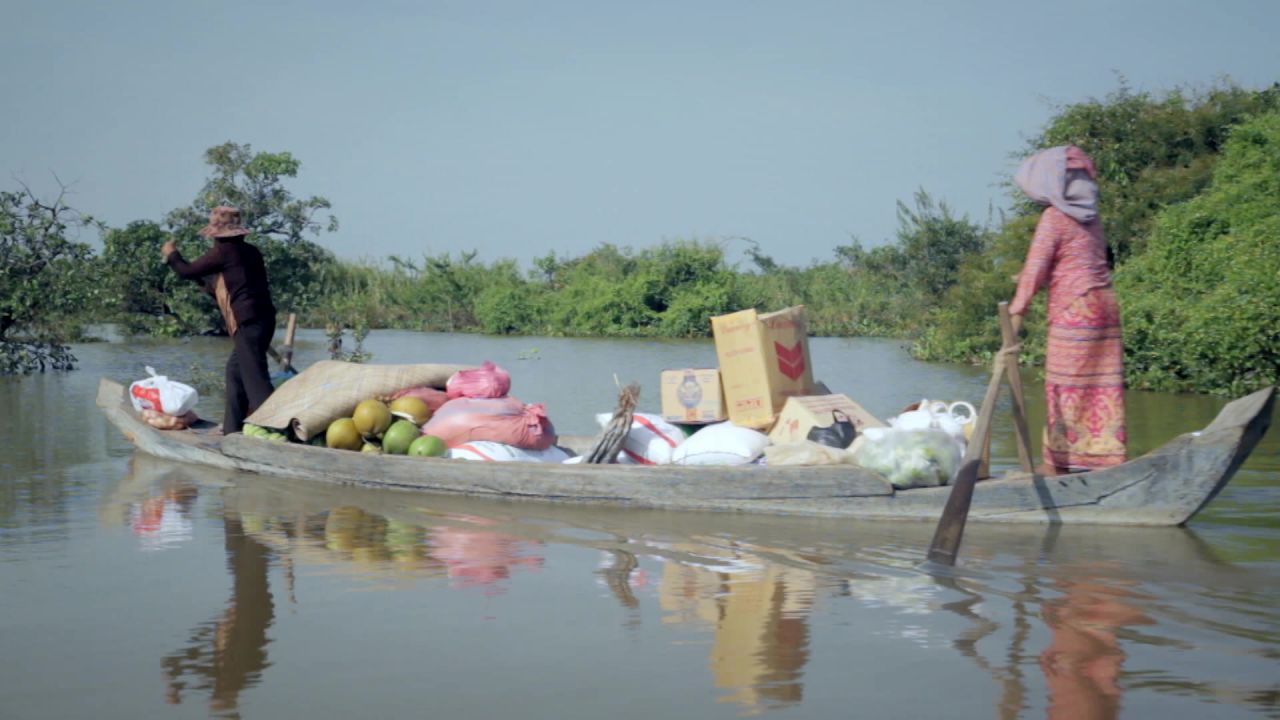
[890,398,975,451]
[128,366,200,416]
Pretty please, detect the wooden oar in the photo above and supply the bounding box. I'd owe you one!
[265,313,299,376]
[973,303,1034,477]
[926,302,1033,565]
[280,313,298,372]
[926,459,981,565]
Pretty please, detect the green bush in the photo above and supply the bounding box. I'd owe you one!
[1117,110,1280,394]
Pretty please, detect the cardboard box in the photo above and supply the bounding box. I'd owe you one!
[711,306,815,429]
[768,393,885,445]
[660,369,727,424]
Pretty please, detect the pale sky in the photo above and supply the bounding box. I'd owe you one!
[3,0,1277,265]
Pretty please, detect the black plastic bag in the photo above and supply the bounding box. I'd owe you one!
[806,410,857,449]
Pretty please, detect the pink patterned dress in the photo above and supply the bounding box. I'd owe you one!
[1011,207,1126,469]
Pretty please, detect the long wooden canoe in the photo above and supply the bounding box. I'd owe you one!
[96,378,1274,526]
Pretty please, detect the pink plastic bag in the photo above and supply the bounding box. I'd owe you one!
[446,361,512,400]
[389,385,451,413]
[421,397,557,450]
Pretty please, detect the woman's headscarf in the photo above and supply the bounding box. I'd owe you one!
[1014,145,1100,224]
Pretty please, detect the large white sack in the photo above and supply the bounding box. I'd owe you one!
[129,366,199,416]
[594,412,686,465]
[672,421,770,466]
[449,442,572,463]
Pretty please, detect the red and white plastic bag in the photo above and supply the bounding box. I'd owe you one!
[129,366,199,416]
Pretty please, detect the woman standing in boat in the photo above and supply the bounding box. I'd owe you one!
[162,206,276,435]
[1009,146,1126,474]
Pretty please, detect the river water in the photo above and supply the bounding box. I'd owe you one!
[2,330,1277,719]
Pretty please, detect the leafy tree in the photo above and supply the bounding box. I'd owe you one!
[916,80,1280,366]
[1031,80,1280,261]
[105,142,340,335]
[100,221,218,336]
[0,184,99,373]
[891,190,986,299]
[1117,109,1280,394]
[166,142,338,243]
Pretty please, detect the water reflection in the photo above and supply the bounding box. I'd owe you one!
[658,548,815,713]
[162,513,274,717]
[88,455,1280,719]
[429,517,544,593]
[1039,574,1154,720]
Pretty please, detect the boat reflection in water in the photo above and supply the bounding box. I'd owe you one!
[101,454,1279,719]
[657,547,816,713]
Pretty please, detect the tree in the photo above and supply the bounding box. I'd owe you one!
[0,183,99,373]
[1117,109,1280,394]
[99,221,218,336]
[1031,80,1280,261]
[892,190,987,300]
[103,143,340,336]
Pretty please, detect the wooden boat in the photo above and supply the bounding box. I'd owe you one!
[96,378,1275,526]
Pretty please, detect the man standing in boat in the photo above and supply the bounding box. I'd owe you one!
[162,206,277,435]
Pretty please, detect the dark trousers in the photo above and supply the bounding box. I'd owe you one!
[224,318,276,433]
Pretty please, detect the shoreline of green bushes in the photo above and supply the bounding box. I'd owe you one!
[3,81,1277,396]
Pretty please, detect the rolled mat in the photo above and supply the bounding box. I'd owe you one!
[245,360,472,440]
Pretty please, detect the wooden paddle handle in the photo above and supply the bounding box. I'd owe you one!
[998,304,1034,473]
[282,313,298,368]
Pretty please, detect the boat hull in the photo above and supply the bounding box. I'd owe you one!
[96,379,1274,526]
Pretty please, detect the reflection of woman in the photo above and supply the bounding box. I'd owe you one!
[1039,578,1153,720]
[1010,146,1126,474]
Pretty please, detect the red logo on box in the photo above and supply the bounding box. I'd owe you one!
[775,342,806,380]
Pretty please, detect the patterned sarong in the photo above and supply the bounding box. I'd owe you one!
[1043,287,1127,469]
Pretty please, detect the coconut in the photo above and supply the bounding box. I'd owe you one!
[408,434,447,457]
[325,418,364,451]
[382,420,420,455]
[353,399,393,438]
[388,396,432,425]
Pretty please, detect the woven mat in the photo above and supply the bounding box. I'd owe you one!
[246,360,470,440]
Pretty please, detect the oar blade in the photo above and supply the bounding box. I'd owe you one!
[926,459,982,565]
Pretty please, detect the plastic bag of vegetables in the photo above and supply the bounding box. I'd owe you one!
[851,427,961,489]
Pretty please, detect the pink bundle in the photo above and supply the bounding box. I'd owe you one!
[446,361,512,400]
[421,396,557,450]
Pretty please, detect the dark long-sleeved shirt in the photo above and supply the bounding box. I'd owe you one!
[166,238,275,335]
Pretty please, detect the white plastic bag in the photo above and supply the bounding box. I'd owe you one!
[594,412,686,465]
[129,366,199,416]
[852,427,961,489]
[448,441,571,463]
[672,421,770,466]
[890,399,975,451]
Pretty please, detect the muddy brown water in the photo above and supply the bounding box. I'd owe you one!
[2,330,1277,719]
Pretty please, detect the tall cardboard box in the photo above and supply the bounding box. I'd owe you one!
[768,394,885,445]
[660,369,727,423]
[711,306,815,429]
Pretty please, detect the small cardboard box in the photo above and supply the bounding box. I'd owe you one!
[660,369,727,424]
[711,306,815,429]
[768,393,885,445]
